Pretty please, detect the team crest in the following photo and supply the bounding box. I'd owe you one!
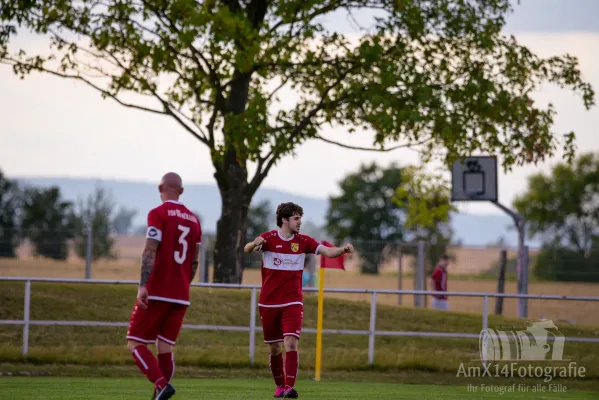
[291,243,299,252]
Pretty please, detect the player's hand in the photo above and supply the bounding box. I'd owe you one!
[343,243,354,254]
[137,286,149,309]
[253,236,265,247]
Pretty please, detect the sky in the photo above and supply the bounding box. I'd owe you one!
[1,0,598,216]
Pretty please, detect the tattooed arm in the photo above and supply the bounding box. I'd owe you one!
[190,243,201,282]
[137,238,160,308]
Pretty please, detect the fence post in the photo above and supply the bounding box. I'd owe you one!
[23,280,31,357]
[199,241,208,283]
[482,295,489,366]
[249,287,257,366]
[414,240,425,307]
[85,225,93,280]
[368,291,377,365]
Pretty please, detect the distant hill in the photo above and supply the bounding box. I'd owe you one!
[13,176,540,248]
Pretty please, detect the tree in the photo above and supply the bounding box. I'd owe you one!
[513,152,599,281]
[514,153,599,253]
[72,186,117,261]
[246,199,272,240]
[1,0,594,282]
[393,165,455,271]
[326,163,404,273]
[242,199,271,270]
[112,206,138,235]
[0,169,21,258]
[21,187,75,260]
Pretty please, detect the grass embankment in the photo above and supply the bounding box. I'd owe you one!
[1,281,599,389]
[3,258,599,325]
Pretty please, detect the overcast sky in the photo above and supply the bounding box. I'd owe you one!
[1,0,598,216]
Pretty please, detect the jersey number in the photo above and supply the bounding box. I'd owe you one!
[174,225,190,264]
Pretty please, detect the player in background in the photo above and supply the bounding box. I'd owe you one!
[126,172,202,400]
[430,254,450,310]
[244,202,353,398]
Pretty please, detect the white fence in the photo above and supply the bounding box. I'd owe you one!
[2,277,599,366]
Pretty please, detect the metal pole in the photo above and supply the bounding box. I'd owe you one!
[397,245,403,305]
[249,288,257,365]
[200,241,208,283]
[415,240,425,307]
[368,291,377,365]
[85,225,92,280]
[23,280,31,357]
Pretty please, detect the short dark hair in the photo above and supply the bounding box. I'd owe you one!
[439,254,450,261]
[276,202,303,227]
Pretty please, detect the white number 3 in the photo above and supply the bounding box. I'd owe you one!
[174,225,190,264]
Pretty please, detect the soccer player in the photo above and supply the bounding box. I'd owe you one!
[126,172,202,400]
[430,254,450,310]
[244,202,353,398]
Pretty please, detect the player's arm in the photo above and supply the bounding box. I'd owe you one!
[318,243,354,258]
[140,238,160,287]
[244,235,265,253]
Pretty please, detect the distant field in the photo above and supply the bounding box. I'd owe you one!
[3,377,598,400]
[2,256,599,325]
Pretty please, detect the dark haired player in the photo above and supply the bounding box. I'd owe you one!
[244,202,353,398]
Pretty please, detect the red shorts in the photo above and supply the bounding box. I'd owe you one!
[259,304,303,343]
[126,300,187,345]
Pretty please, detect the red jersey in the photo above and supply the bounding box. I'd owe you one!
[256,230,321,307]
[145,200,202,306]
[431,265,448,300]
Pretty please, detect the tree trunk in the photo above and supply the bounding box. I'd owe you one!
[213,190,250,283]
[212,146,252,284]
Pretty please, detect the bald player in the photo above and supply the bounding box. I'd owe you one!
[126,172,202,400]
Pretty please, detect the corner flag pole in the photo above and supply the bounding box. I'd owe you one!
[314,266,325,382]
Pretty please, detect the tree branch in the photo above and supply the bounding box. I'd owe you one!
[102,52,210,145]
[315,134,431,152]
[1,58,165,115]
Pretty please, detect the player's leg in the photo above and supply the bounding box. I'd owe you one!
[157,303,188,384]
[259,306,286,398]
[281,305,303,398]
[126,300,171,397]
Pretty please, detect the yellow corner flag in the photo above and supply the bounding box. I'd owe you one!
[314,241,347,382]
[314,266,326,381]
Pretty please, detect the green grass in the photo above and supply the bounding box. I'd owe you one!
[1,377,598,399]
[1,281,598,389]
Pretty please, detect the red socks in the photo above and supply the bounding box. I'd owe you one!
[132,345,166,390]
[269,353,285,387]
[285,351,299,388]
[158,352,175,382]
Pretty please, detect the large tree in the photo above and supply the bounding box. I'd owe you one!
[326,162,404,273]
[0,170,21,258]
[393,165,455,271]
[1,0,594,282]
[72,186,117,261]
[513,153,599,281]
[21,186,75,260]
[513,153,599,253]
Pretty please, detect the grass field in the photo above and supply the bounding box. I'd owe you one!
[1,281,598,392]
[2,257,599,325]
[2,377,599,399]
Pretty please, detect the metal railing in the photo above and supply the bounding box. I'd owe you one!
[2,277,599,365]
